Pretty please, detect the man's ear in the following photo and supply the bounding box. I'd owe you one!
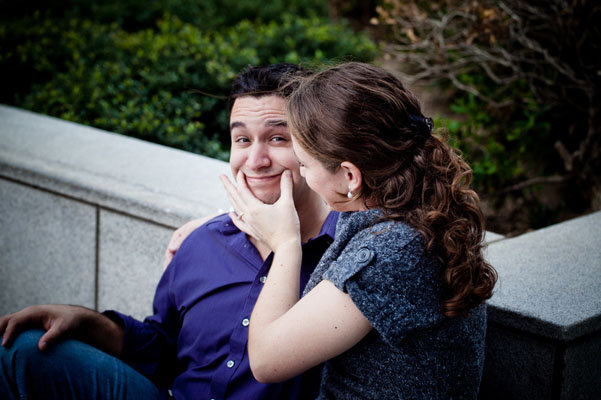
[340,161,362,193]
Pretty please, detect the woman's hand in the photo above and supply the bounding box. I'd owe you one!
[220,170,300,251]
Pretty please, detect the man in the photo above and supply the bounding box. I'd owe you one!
[0,64,337,399]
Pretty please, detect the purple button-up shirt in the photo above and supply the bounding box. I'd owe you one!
[107,212,338,400]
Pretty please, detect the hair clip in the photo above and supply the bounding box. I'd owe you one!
[408,114,433,138]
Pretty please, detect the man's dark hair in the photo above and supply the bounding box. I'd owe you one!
[227,63,312,113]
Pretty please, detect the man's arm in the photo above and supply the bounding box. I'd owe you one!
[0,304,124,355]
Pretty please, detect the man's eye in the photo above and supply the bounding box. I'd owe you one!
[235,137,250,143]
[271,136,287,142]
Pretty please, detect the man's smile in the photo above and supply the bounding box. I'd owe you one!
[244,172,282,185]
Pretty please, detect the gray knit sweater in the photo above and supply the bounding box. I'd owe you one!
[303,209,486,400]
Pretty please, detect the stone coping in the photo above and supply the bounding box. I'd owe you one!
[0,105,231,227]
[486,210,601,341]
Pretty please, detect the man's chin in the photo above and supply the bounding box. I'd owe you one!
[250,188,281,205]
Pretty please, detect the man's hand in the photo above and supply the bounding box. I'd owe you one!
[163,216,216,269]
[0,305,124,355]
[1,305,91,350]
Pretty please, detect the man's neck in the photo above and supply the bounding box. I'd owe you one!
[295,191,331,243]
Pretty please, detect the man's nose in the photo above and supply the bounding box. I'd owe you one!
[246,143,271,169]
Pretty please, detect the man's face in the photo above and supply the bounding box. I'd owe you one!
[229,95,310,204]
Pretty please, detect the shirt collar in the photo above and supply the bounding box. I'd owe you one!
[308,210,338,243]
[209,211,339,241]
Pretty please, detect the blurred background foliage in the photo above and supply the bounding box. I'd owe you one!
[370,0,600,234]
[1,0,599,234]
[0,0,378,160]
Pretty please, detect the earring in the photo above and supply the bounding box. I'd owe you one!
[347,189,353,199]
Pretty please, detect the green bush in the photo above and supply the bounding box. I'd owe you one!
[0,0,329,31]
[372,0,600,233]
[1,13,378,160]
[437,81,553,195]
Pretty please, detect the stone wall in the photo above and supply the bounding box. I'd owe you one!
[481,211,601,399]
[1,105,599,398]
[0,105,230,319]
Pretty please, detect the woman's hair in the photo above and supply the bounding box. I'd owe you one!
[287,62,497,317]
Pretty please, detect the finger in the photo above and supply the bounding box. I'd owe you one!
[163,230,181,269]
[0,315,10,346]
[220,175,246,214]
[1,318,23,347]
[167,231,182,252]
[0,314,9,336]
[234,170,264,205]
[234,170,252,197]
[224,190,245,220]
[163,249,174,270]
[38,324,64,351]
[228,212,260,240]
[278,170,295,202]
[228,212,247,232]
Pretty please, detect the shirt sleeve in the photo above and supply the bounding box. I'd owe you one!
[103,261,180,384]
[326,232,444,348]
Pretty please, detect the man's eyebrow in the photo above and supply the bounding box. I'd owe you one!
[266,119,287,127]
[230,121,245,130]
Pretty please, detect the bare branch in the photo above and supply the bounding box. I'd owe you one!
[499,175,568,194]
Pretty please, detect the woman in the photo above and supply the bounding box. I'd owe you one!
[221,62,497,399]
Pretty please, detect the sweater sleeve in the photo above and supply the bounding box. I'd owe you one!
[324,226,445,348]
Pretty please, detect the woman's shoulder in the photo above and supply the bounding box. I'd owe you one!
[329,213,445,347]
[338,209,419,238]
[322,211,429,290]
[340,211,423,259]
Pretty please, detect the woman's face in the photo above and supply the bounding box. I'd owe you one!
[291,137,355,212]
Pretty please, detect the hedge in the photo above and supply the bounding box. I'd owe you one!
[1,12,378,160]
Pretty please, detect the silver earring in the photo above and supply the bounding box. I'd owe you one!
[347,189,353,199]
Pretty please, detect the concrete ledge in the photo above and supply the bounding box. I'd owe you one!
[0,179,97,311]
[480,211,601,399]
[0,105,231,228]
[487,211,601,341]
[0,105,230,319]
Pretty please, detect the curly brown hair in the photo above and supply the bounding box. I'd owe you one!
[287,62,497,317]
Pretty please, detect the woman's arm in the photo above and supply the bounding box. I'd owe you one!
[220,170,372,382]
[249,277,372,383]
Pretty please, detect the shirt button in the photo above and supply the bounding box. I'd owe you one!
[259,276,267,283]
[242,318,250,327]
[226,360,235,368]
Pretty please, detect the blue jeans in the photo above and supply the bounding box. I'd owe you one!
[0,329,160,400]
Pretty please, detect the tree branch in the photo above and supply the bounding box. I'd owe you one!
[499,175,568,194]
